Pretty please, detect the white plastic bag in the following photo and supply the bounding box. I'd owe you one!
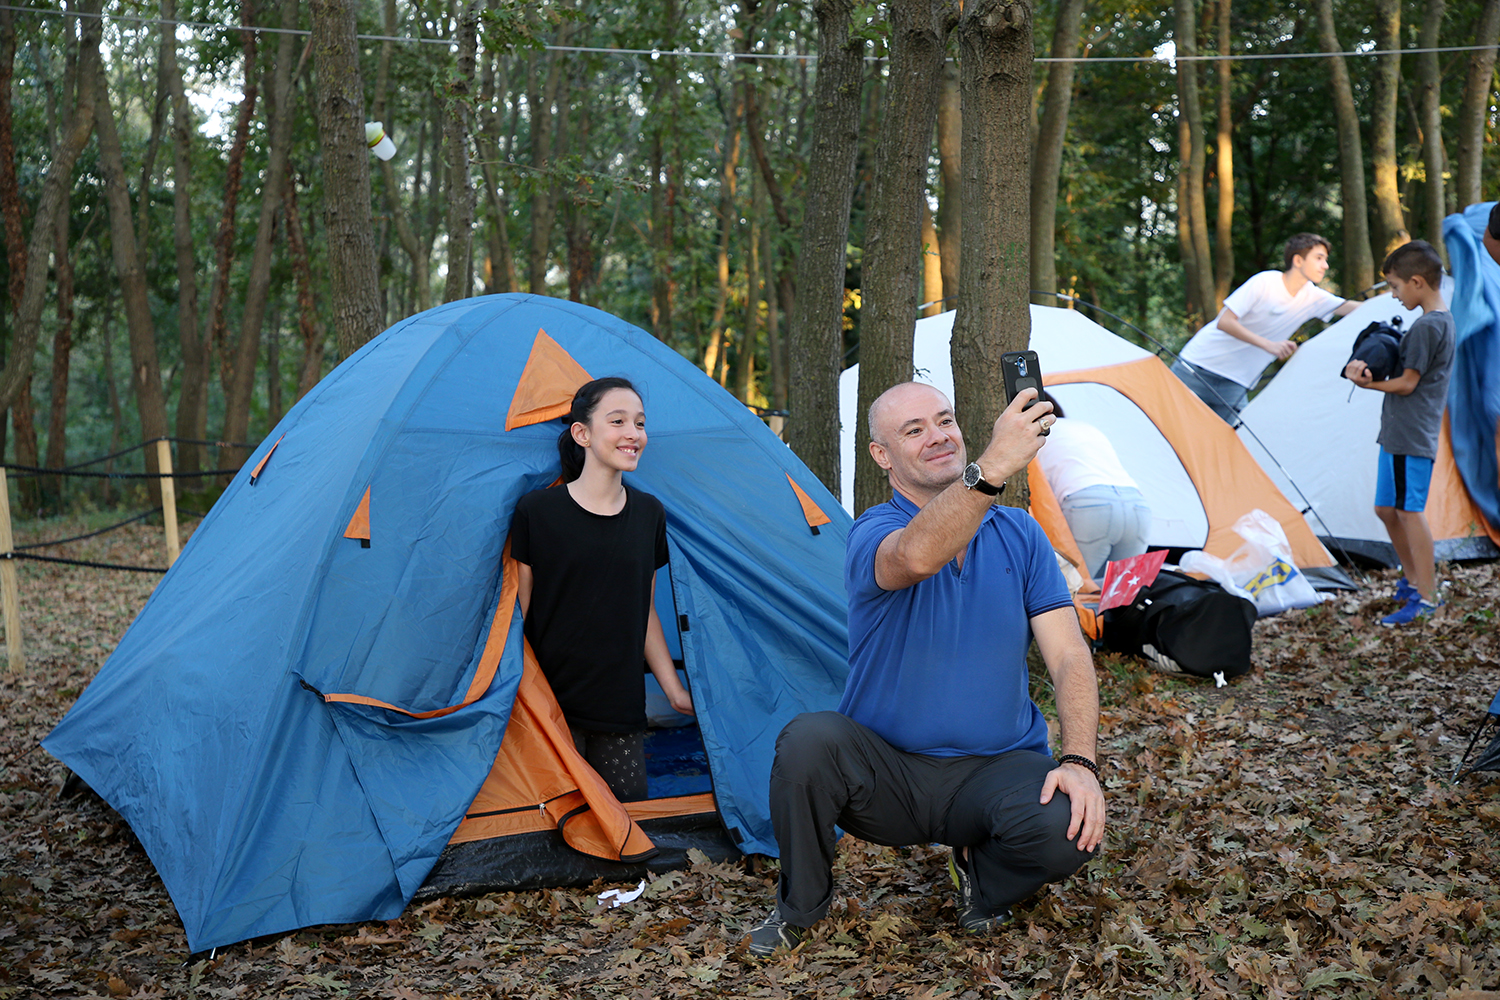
[1178,509,1324,618]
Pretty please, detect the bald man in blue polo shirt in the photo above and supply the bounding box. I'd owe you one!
[745,382,1107,957]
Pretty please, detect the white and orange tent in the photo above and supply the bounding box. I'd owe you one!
[837,308,1347,587]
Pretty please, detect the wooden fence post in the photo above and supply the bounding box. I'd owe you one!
[0,467,24,672]
[157,439,180,567]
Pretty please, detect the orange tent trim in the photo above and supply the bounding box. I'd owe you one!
[343,487,371,542]
[504,330,595,431]
[786,475,832,531]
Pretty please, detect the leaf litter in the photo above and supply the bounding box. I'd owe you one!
[1,519,1498,997]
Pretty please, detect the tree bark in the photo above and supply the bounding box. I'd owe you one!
[952,0,1033,508]
[285,177,326,402]
[527,24,573,296]
[784,0,865,493]
[0,0,99,423]
[95,60,170,505]
[1029,0,1083,301]
[1173,0,1214,321]
[935,61,961,309]
[1313,0,1374,296]
[707,83,742,383]
[442,0,478,303]
[477,37,517,294]
[1417,0,1447,261]
[223,0,297,469]
[1213,0,1234,309]
[42,178,72,508]
[855,0,953,516]
[375,0,431,313]
[1455,0,1500,209]
[162,0,208,476]
[310,0,385,358]
[1369,0,1407,256]
[921,201,943,317]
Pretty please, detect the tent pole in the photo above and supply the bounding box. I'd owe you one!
[1453,714,1497,781]
[0,467,24,672]
[157,440,180,567]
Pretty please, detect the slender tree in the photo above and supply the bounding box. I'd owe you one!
[1030,0,1084,301]
[1417,0,1447,260]
[1173,0,1214,320]
[375,0,431,313]
[784,0,865,493]
[1454,0,1500,209]
[951,0,1032,507]
[310,0,384,357]
[935,60,961,309]
[1369,0,1406,256]
[855,0,954,515]
[1212,0,1233,308]
[443,0,479,302]
[1313,0,1374,295]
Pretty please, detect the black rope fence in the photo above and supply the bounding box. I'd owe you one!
[14,507,164,551]
[2,551,168,574]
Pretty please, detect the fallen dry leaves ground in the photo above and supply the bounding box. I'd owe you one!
[1,515,1498,998]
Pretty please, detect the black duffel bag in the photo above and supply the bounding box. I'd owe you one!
[1102,569,1257,680]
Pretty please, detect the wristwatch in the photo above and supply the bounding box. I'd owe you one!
[961,462,1004,496]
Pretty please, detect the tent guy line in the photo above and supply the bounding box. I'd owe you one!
[6,5,1496,65]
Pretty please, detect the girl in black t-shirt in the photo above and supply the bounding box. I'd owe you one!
[510,377,694,801]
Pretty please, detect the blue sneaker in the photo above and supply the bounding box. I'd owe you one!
[1381,594,1441,627]
[1393,577,1417,603]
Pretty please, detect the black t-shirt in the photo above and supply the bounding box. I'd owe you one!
[510,483,669,732]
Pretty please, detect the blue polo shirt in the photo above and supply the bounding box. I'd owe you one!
[839,492,1073,757]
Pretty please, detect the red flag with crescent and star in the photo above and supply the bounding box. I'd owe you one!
[1097,550,1170,612]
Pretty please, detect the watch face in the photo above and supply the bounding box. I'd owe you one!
[962,463,981,489]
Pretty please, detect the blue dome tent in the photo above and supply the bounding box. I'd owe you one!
[44,294,851,953]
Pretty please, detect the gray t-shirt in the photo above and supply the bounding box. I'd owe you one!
[1378,309,1455,459]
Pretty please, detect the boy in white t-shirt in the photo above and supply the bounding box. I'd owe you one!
[1172,233,1360,423]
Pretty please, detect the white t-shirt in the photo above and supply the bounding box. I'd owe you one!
[1035,417,1138,501]
[1178,270,1343,387]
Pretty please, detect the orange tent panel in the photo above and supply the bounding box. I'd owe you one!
[1429,413,1500,551]
[786,474,833,530]
[343,486,371,542]
[505,330,595,431]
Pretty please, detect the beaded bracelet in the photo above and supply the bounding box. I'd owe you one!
[1057,754,1101,780]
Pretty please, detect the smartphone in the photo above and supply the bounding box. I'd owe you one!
[1000,351,1043,409]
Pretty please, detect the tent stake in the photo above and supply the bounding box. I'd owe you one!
[157,440,180,567]
[0,467,24,672]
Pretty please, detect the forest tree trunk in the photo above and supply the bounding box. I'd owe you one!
[95,60,170,505]
[376,0,431,312]
[1417,0,1446,260]
[784,0,864,493]
[952,0,1032,508]
[1029,0,1083,301]
[1314,0,1375,296]
[1174,0,1215,320]
[443,0,478,303]
[1213,0,1234,308]
[311,0,385,358]
[1369,0,1407,257]
[1455,0,1500,209]
[855,0,953,516]
[935,61,961,310]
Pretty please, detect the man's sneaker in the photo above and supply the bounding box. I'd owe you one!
[1381,594,1441,627]
[1393,576,1418,603]
[744,908,806,957]
[947,850,1013,933]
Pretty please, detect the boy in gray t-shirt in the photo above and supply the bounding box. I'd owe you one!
[1344,240,1455,626]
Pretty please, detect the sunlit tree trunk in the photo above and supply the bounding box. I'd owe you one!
[707,84,743,382]
[856,0,953,515]
[1030,0,1083,302]
[1173,0,1214,321]
[1455,0,1500,209]
[1369,0,1407,257]
[935,61,961,309]
[311,0,384,358]
[1213,0,1234,309]
[952,0,1032,508]
[921,202,943,318]
[785,0,864,493]
[1314,0,1374,295]
[1417,0,1447,261]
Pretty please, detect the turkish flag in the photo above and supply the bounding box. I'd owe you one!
[1097,550,1169,612]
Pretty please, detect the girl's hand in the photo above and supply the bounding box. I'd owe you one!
[669,688,695,715]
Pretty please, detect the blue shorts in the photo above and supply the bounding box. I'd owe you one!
[1375,449,1434,512]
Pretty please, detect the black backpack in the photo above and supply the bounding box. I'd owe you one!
[1102,570,1257,680]
[1340,317,1404,383]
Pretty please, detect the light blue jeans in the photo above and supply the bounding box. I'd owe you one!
[1059,485,1153,580]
